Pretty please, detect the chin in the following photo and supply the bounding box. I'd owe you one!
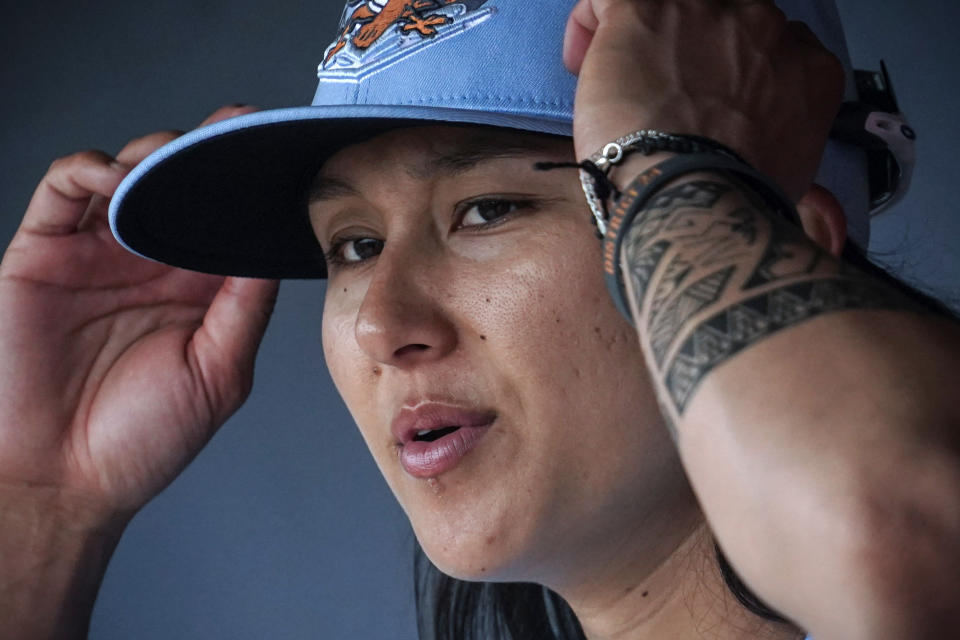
[412,516,548,584]
[420,544,517,583]
[394,437,560,583]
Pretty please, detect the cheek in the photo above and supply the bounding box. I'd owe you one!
[321,297,404,485]
[423,226,673,572]
[320,302,352,385]
[321,292,375,416]
[449,221,652,468]
[459,226,627,375]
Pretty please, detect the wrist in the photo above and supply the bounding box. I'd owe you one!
[603,153,802,327]
[584,130,749,195]
[0,482,130,639]
[0,480,132,539]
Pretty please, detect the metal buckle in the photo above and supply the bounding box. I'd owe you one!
[830,60,917,217]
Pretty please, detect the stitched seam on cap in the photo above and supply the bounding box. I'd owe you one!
[397,94,573,107]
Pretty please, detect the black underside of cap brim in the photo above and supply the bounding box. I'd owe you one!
[114,117,427,279]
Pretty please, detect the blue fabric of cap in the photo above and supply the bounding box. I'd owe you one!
[109,0,869,279]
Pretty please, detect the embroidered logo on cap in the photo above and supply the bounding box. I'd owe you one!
[319,0,495,82]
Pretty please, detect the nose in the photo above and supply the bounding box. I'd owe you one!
[354,247,458,368]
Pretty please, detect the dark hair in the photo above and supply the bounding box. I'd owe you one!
[413,240,960,640]
[414,545,586,639]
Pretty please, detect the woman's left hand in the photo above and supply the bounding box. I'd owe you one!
[563,0,845,202]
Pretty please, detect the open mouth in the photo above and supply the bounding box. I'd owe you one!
[412,425,461,443]
[393,403,496,477]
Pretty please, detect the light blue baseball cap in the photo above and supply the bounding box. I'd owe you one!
[109,0,869,278]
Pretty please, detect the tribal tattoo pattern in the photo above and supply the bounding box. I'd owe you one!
[621,178,913,430]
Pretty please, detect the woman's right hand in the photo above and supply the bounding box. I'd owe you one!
[0,105,280,526]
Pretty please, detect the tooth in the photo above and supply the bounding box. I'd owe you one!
[417,430,431,436]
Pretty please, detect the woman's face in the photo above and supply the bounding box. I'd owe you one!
[310,125,697,588]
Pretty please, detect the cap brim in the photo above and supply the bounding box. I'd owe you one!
[109,105,571,279]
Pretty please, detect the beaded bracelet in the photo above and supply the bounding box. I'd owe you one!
[585,131,748,235]
[536,131,751,237]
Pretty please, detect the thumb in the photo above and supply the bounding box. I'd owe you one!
[191,277,281,422]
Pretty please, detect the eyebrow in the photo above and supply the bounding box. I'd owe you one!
[419,140,556,178]
[308,175,361,203]
[307,137,565,204]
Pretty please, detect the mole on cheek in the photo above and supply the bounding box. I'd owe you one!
[372,366,382,376]
[480,335,487,341]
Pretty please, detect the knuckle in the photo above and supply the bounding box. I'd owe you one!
[49,149,110,173]
[116,130,183,163]
[196,104,258,128]
[221,370,255,413]
[237,372,255,403]
[739,1,786,30]
[765,3,787,23]
[126,130,181,149]
[823,48,843,75]
[148,128,184,142]
[824,52,846,98]
[211,104,255,119]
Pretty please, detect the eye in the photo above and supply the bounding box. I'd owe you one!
[326,236,384,267]
[457,198,529,229]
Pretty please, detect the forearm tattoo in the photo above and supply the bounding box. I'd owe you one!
[620,176,912,433]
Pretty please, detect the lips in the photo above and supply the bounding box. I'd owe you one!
[392,403,496,478]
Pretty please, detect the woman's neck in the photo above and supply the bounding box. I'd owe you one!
[555,520,804,640]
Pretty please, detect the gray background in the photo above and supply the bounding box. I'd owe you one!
[1,1,957,638]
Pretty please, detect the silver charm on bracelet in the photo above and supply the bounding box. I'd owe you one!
[580,129,666,236]
[579,169,610,236]
[577,129,746,238]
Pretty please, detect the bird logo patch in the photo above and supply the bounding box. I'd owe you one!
[319,0,495,82]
